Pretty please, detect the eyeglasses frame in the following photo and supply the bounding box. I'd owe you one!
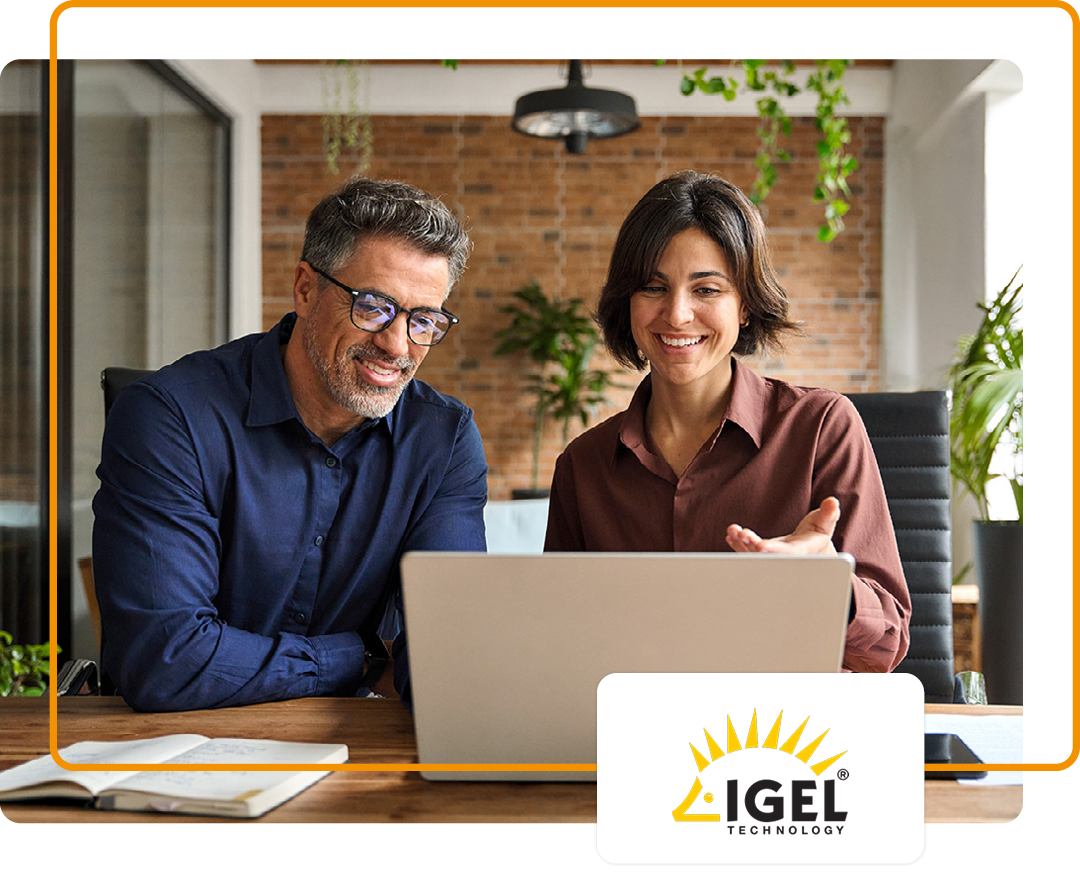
[310,265,459,346]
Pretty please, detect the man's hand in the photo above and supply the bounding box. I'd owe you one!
[369,656,398,699]
[725,497,841,555]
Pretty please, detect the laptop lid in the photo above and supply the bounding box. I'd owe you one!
[400,551,854,782]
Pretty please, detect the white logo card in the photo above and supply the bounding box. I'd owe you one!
[597,672,925,864]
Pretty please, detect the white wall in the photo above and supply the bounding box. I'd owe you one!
[881,59,1023,581]
[169,60,264,338]
[882,59,1023,393]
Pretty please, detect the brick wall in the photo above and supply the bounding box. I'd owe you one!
[261,113,884,500]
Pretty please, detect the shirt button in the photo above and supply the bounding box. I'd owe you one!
[325,456,337,468]
[293,612,306,624]
[313,535,325,546]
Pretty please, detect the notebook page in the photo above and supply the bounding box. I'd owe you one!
[0,734,208,796]
[108,738,347,801]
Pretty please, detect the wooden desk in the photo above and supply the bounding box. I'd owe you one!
[1,698,1021,824]
[922,703,1022,823]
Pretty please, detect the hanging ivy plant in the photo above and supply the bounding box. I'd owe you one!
[669,59,857,242]
[320,59,374,176]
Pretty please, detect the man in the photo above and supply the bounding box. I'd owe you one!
[92,178,487,712]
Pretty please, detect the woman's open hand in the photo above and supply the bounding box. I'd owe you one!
[725,496,841,555]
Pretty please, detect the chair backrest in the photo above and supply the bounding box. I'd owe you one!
[845,391,954,702]
[101,367,154,418]
[94,366,154,696]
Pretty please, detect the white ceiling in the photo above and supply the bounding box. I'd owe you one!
[256,62,893,117]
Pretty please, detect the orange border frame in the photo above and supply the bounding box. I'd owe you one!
[45,1,1076,776]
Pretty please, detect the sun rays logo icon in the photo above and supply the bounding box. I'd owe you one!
[672,709,848,823]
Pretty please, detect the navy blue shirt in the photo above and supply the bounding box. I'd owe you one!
[92,314,488,712]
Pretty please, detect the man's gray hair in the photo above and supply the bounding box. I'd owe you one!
[301,177,471,293]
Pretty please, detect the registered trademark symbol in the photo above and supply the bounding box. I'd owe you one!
[837,769,849,780]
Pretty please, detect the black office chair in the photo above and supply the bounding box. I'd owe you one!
[60,367,154,696]
[845,391,958,703]
[102,366,154,418]
[100,367,155,694]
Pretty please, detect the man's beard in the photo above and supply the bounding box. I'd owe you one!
[302,319,417,420]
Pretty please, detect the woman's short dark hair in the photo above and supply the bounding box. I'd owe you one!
[301,176,471,294]
[596,170,801,370]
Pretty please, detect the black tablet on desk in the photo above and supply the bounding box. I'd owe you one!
[925,733,988,780]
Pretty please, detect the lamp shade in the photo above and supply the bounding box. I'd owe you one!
[511,60,640,154]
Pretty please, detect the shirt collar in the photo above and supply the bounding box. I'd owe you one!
[724,358,767,450]
[246,314,300,428]
[616,357,768,458]
[617,374,651,455]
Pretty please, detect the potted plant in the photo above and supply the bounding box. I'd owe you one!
[494,281,621,498]
[0,630,52,697]
[947,268,1023,704]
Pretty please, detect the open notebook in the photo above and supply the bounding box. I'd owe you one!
[0,735,347,817]
[401,551,853,782]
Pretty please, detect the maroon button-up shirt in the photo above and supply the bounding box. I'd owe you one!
[544,358,910,673]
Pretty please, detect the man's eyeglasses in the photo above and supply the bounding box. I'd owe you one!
[312,266,459,347]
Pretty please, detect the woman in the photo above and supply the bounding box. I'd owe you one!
[543,170,910,673]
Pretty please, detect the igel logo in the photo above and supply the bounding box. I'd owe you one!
[672,709,849,838]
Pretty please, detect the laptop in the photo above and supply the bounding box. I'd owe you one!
[400,551,854,782]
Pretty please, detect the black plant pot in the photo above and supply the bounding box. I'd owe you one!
[974,520,1023,705]
[511,488,551,500]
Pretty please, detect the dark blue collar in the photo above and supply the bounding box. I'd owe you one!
[245,313,302,428]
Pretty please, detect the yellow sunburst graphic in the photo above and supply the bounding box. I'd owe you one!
[672,709,847,822]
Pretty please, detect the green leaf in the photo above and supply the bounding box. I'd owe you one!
[948,270,1024,518]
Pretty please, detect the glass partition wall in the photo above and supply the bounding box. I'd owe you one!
[69,61,229,662]
[0,60,229,665]
[0,62,47,649]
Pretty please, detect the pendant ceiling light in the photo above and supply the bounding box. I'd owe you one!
[511,60,641,155]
